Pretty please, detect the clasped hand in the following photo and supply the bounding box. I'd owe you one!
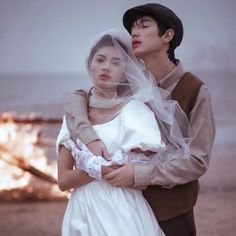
[86,140,153,188]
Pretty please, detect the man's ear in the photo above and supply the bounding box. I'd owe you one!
[162,29,174,43]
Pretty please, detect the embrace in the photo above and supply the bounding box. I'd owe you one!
[56,3,215,236]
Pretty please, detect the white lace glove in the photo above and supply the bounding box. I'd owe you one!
[66,139,153,180]
[66,139,110,180]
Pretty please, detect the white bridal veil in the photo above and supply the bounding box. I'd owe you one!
[86,29,190,160]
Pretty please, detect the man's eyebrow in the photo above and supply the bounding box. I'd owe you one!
[139,17,152,22]
[132,17,152,27]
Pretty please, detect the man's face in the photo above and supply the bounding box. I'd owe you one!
[130,16,164,58]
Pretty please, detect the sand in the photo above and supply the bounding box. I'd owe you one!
[1,192,235,236]
[0,149,235,236]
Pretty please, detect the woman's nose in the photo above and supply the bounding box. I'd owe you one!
[102,61,111,71]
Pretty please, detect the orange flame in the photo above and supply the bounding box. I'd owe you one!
[0,115,68,200]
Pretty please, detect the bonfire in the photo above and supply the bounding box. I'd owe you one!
[0,113,68,201]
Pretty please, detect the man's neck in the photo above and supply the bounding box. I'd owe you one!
[143,54,177,83]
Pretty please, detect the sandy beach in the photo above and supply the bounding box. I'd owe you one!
[1,191,235,236]
[0,147,235,236]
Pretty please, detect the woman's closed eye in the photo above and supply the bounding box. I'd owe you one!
[95,57,105,63]
[139,20,151,29]
[141,24,149,28]
[111,59,121,66]
[132,18,152,31]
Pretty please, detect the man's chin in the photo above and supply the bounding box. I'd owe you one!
[133,50,144,58]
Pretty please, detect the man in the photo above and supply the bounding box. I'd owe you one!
[63,3,215,236]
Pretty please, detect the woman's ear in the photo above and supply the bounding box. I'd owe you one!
[162,29,174,43]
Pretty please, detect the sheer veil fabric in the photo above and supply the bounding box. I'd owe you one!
[87,29,190,160]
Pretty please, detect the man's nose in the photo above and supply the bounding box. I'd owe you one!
[131,26,140,38]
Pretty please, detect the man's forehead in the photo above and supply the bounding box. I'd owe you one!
[132,16,155,25]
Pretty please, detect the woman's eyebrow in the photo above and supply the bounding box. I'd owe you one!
[95,54,121,61]
[112,57,121,61]
[95,54,106,58]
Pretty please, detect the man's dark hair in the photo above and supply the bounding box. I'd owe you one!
[123,3,183,65]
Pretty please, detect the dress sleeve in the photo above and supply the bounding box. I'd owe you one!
[56,117,110,180]
[56,116,71,156]
[65,90,100,145]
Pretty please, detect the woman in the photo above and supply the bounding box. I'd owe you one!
[57,31,189,235]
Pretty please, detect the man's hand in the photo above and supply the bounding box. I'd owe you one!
[87,140,111,160]
[102,163,134,187]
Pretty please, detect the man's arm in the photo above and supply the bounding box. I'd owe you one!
[103,86,216,187]
[134,86,216,186]
[57,146,93,191]
[65,90,99,145]
[65,90,110,159]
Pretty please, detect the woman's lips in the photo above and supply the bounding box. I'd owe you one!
[99,74,111,80]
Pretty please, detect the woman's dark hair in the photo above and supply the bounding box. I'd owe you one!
[87,34,129,70]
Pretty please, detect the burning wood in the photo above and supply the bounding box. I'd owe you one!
[0,145,57,184]
[0,112,62,124]
[0,116,68,201]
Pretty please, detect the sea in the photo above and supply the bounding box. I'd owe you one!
[0,71,235,152]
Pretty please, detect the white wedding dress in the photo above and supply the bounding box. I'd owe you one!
[57,99,165,236]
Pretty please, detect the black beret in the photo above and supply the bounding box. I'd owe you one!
[123,3,183,49]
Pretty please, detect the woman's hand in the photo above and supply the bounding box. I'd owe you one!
[101,164,122,176]
[71,140,110,180]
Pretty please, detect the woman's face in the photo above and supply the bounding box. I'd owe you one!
[90,46,125,92]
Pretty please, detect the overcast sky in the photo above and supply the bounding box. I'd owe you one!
[0,0,236,74]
